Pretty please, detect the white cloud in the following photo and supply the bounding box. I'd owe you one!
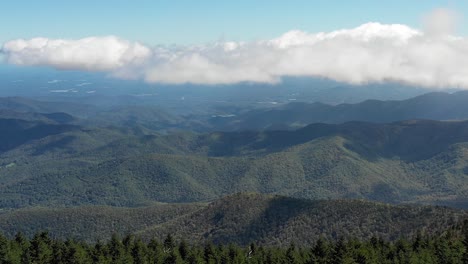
[140,21,468,88]
[3,12,468,89]
[423,8,460,36]
[2,36,151,71]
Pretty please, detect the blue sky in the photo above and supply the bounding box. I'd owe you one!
[0,0,464,45]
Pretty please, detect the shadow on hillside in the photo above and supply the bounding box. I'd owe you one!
[32,135,77,156]
[206,120,468,163]
[211,196,312,245]
[0,120,77,153]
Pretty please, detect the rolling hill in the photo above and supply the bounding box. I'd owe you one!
[0,202,204,242]
[140,193,467,246]
[0,193,464,245]
[0,117,467,208]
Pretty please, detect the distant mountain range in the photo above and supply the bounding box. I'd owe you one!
[3,91,468,133]
[209,91,468,130]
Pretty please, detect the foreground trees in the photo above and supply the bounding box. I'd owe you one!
[0,223,467,264]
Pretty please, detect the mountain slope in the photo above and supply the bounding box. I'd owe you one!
[0,118,80,152]
[0,118,467,208]
[0,194,462,245]
[141,193,467,246]
[0,203,204,242]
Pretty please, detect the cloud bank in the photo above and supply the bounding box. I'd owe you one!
[2,11,468,89]
[2,36,151,71]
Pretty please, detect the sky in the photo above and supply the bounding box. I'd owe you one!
[2,1,468,89]
[0,0,464,45]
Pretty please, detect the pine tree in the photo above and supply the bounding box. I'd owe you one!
[91,240,109,264]
[435,238,451,264]
[204,242,216,264]
[286,243,303,264]
[462,220,468,264]
[412,231,423,252]
[14,232,31,264]
[187,250,205,264]
[178,240,189,261]
[148,238,163,264]
[122,234,135,253]
[51,240,64,264]
[164,250,183,264]
[29,231,53,264]
[63,240,91,264]
[163,234,176,253]
[394,238,411,264]
[108,233,128,264]
[0,233,9,263]
[331,238,347,264]
[312,237,329,263]
[356,252,367,264]
[131,238,148,264]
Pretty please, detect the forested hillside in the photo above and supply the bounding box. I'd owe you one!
[0,118,467,208]
[0,193,465,245]
[139,193,467,246]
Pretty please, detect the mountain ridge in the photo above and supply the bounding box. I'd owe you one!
[209,91,468,131]
[0,193,464,245]
[0,117,467,208]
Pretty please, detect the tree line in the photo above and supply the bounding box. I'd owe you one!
[0,222,467,264]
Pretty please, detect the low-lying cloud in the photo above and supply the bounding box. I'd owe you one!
[2,11,468,89]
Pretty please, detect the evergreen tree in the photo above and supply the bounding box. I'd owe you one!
[178,239,189,261]
[29,231,53,264]
[219,249,230,264]
[394,239,411,264]
[462,220,468,264]
[286,243,303,264]
[62,240,91,264]
[163,234,176,253]
[204,242,217,264]
[312,237,329,263]
[148,238,163,264]
[51,240,64,264]
[108,233,128,264]
[435,238,451,264]
[187,250,205,264]
[91,240,109,264]
[228,243,244,264]
[122,234,135,253]
[0,233,10,263]
[412,231,423,252]
[164,250,183,264]
[14,232,31,264]
[356,252,367,264]
[131,238,148,264]
[331,238,347,264]
[0,228,465,264]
